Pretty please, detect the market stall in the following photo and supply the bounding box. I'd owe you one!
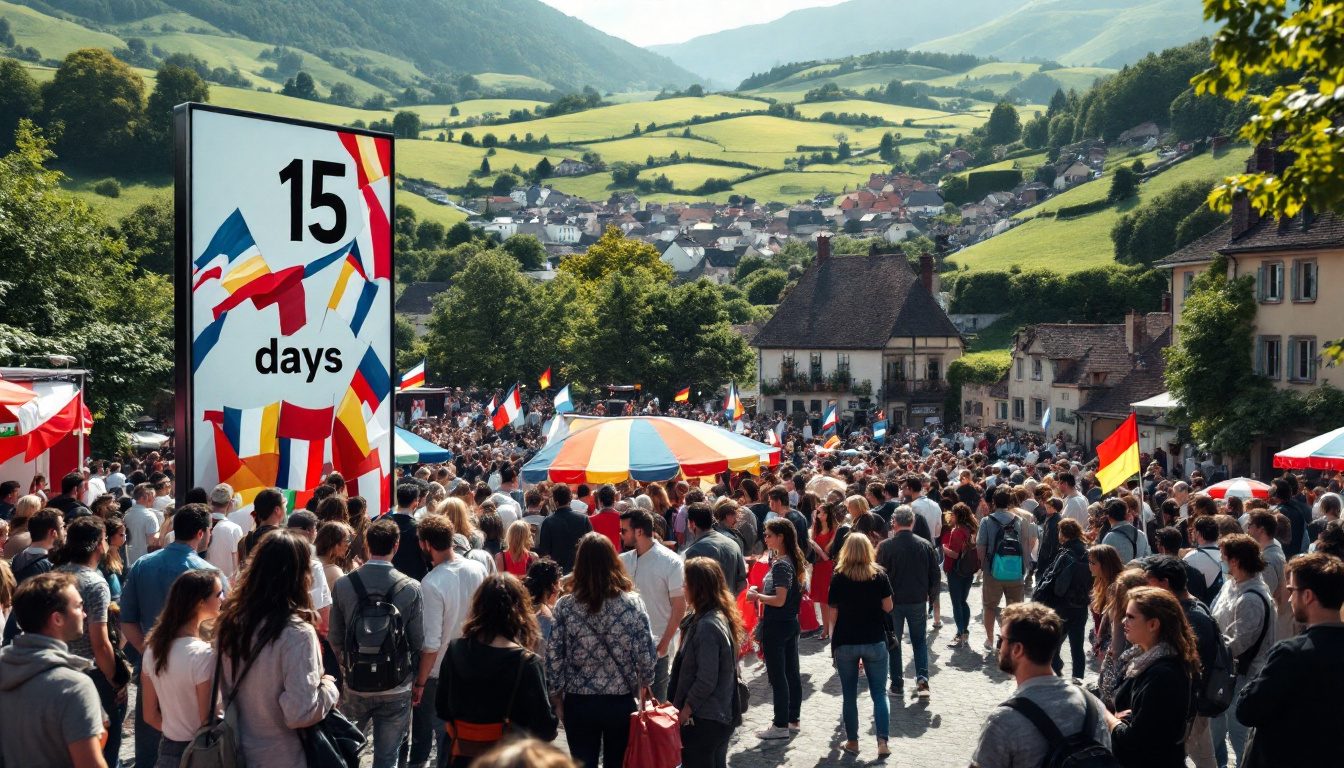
[0,368,93,488]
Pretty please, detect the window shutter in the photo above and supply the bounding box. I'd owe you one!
[1255,337,1264,375]
[1287,340,1297,381]
[1291,261,1299,301]
[1309,341,1317,381]
[1256,265,1264,300]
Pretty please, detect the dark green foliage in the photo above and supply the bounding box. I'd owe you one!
[740,267,787,305]
[735,254,768,283]
[41,48,145,173]
[481,132,498,147]
[391,110,421,138]
[737,49,982,91]
[1169,87,1239,141]
[490,172,518,196]
[1055,199,1111,218]
[415,220,445,250]
[478,156,490,175]
[985,102,1021,146]
[878,131,897,162]
[118,198,173,275]
[940,174,970,205]
[91,177,121,197]
[445,221,474,247]
[281,71,318,99]
[1174,203,1228,248]
[1076,41,1211,142]
[1111,178,1214,265]
[610,162,640,186]
[944,351,1011,422]
[141,64,208,171]
[544,88,606,116]
[1022,114,1049,148]
[1047,88,1068,117]
[967,169,1023,199]
[501,234,546,270]
[1034,164,1056,186]
[946,265,1166,320]
[1006,71,1063,104]
[1108,165,1139,202]
[459,131,475,146]
[327,81,357,106]
[0,59,41,154]
[535,157,552,178]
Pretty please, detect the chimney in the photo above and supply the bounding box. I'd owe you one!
[1124,308,1146,354]
[816,234,830,261]
[1161,291,1171,314]
[1230,196,1259,238]
[919,253,934,296]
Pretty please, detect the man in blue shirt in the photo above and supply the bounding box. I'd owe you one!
[120,503,219,768]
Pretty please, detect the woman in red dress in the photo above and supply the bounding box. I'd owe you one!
[809,500,842,640]
[494,520,537,576]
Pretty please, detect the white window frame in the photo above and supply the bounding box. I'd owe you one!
[1012,398,1025,422]
[1292,258,1318,303]
[1032,357,1043,380]
[1288,336,1317,383]
[996,401,1009,420]
[1016,358,1024,380]
[1259,261,1284,303]
[1256,335,1282,380]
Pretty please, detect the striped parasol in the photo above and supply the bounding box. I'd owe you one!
[394,427,450,465]
[522,415,780,484]
[1205,477,1271,500]
[1274,425,1344,471]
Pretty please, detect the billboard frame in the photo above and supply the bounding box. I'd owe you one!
[173,102,396,507]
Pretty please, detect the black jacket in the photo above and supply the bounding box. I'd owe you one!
[875,530,940,606]
[385,512,427,581]
[536,506,592,574]
[436,639,557,768]
[1110,655,1193,768]
[1036,512,1062,573]
[1235,623,1344,768]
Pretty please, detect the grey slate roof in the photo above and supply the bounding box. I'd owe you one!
[751,254,960,350]
[1155,210,1344,269]
[396,282,451,315]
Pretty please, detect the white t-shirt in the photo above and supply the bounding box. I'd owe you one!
[142,637,215,741]
[205,517,244,578]
[310,555,332,611]
[124,504,161,566]
[1184,545,1223,587]
[153,494,173,511]
[421,557,489,678]
[620,542,685,653]
[82,477,106,506]
[226,508,255,536]
[911,495,943,540]
[1061,493,1089,528]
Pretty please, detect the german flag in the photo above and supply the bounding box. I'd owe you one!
[1096,412,1140,493]
[674,387,690,403]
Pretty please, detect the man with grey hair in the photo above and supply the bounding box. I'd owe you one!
[1173,481,1191,518]
[204,483,244,578]
[875,504,941,700]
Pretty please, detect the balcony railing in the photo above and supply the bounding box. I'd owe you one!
[883,379,948,395]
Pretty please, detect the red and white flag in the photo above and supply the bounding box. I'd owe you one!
[399,359,425,389]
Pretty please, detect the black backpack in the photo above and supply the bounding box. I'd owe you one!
[1034,548,1093,609]
[1002,693,1121,768]
[1188,601,1235,717]
[342,571,414,693]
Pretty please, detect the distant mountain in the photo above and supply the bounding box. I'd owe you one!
[912,0,1216,68]
[648,0,1032,87]
[14,0,698,90]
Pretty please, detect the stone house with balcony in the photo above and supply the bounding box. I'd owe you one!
[750,236,964,429]
[1155,143,1344,472]
[1007,311,1171,446]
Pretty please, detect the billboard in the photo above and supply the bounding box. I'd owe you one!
[174,104,395,512]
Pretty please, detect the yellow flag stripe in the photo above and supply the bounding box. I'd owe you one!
[1095,443,1140,494]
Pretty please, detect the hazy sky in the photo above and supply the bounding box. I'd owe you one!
[540,0,850,47]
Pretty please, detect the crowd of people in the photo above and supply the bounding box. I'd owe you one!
[0,404,1342,768]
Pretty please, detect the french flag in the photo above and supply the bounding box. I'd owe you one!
[400,359,426,389]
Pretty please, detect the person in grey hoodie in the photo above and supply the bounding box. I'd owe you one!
[669,558,742,768]
[0,571,107,768]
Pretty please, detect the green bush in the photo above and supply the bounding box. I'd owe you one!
[945,350,1011,423]
[1056,199,1111,219]
[92,178,121,197]
[946,265,1165,320]
[966,169,1024,199]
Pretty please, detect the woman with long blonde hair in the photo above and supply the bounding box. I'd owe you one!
[438,497,481,548]
[2,494,43,559]
[827,534,893,757]
[843,495,870,525]
[671,558,745,768]
[495,520,536,576]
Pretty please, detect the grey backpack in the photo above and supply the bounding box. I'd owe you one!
[179,649,260,768]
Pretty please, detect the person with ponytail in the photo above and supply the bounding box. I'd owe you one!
[140,570,224,767]
[747,518,807,740]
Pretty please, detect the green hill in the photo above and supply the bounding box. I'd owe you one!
[912,0,1217,68]
[8,0,697,90]
[952,148,1249,274]
[647,0,1031,87]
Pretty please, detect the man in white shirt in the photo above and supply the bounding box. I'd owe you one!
[124,483,163,566]
[620,506,685,701]
[1184,516,1223,590]
[905,475,943,541]
[204,483,244,579]
[1057,473,1089,529]
[82,464,106,506]
[225,492,255,535]
[150,477,173,511]
[1173,481,1191,519]
[104,462,126,495]
[414,513,487,766]
[286,511,333,628]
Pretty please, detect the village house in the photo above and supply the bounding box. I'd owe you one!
[394,282,451,337]
[963,376,1009,428]
[1053,162,1093,190]
[751,237,964,429]
[552,158,593,176]
[1156,144,1344,471]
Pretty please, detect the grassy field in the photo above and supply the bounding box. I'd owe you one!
[395,139,562,187]
[684,115,878,153]
[548,162,741,200]
[954,147,1250,274]
[922,62,1041,92]
[476,96,764,143]
[1049,67,1113,93]
[749,64,952,101]
[414,99,549,125]
[476,73,554,92]
[731,168,876,203]
[395,187,469,228]
[964,322,1020,353]
[791,100,964,126]
[2,0,125,59]
[577,135,725,165]
[60,170,172,222]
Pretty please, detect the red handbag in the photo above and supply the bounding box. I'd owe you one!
[623,696,682,768]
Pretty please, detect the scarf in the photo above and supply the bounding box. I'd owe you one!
[1122,641,1176,679]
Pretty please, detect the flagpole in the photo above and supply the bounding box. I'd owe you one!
[1135,411,1146,536]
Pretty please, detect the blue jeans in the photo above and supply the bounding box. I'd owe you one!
[1211,675,1250,768]
[833,642,890,741]
[412,677,447,767]
[759,619,802,727]
[946,572,973,636]
[889,603,929,684]
[341,692,414,768]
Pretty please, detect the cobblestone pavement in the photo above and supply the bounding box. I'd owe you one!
[122,580,1031,768]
